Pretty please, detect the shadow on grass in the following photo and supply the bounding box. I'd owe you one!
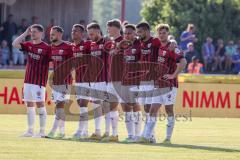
[44,137,240,153]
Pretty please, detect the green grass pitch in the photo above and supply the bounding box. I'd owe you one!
[0,114,239,160]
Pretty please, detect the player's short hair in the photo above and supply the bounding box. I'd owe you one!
[124,24,136,31]
[51,26,64,33]
[107,19,121,29]
[156,23,170,32]
[87,23,101,30]
[31,24,44,32]
[136,22,150,31]
[73,24,85,32]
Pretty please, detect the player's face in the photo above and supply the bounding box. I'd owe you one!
[158,29,169,43]
[136,28,147,40]
[71,27,82,41]
[30,28,42,40]
[107,26,117,37]
[87,28,100,42]
[50,29,61,43]
[124,28,135,41]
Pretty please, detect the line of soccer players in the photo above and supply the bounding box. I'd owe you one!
[12,19,187,144]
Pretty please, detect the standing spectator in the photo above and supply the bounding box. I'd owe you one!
[187,56,203,74]
[185,42,199,64]
[215,39,226,72]
[225,40,236,73]
[231,47,240,74]
[1,40,10,66]
[45,18,55,43]
[201,37,216,72]
[180,24,198,52]
[12,29,25,65]
[31,16,39,25]
[18,18,28,33]
[1,14,17,51]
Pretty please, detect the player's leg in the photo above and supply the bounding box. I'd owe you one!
[35,102,47,138]
[21,83,35,137]
[162,87,178,143]
[122,103,134,141]
[73,99,89,139]
[133,103,142,140]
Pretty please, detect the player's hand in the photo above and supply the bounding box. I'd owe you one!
[24,27,31,36]
[163,74,175,80]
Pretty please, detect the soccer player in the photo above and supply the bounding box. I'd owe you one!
[71,24,92,140]
[121,24,142,142]
[136,22,160,143]
[86,23,108,141]
[101,19,124,142]
[12,24,51,137]
[46,26,74,139]
[144,24,187,144]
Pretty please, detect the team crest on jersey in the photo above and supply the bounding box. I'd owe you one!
[132,49,136,54]
[175,48,181,55]
[59,49,64,55]
[38,49,43,54]
[79,46,84,51]
[162,50,167,56]
[147,43,152,48]
[99,44,103,49]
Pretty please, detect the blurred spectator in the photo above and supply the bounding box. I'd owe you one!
[187,56,203,74]
[18,18,28,33]
[201,37,216,72]
[231,47,240,74]
[79,19,88,40]
[12,29,25,65]
[168,35,175,41]
[31,16,39,25]
[225,40,236,73]
[1,14,17,51]
[1,40,10,66]
[45,18,55,43]
[185,42,199,64]
[180,24,198,52]
[79,19,86,27]
[215,39,226,72]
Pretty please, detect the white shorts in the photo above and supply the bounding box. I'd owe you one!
[120,85,139,104]
[106,82,123,103]
[137,81,154,105]
[151,87,178,105]
[51,85,71,103]
[23,83,46,102]
[75,83,91,100]
[90,82,107,101]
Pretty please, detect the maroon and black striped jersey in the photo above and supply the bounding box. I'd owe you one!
[122,39,141,86]
[156,42,184,88]
[139,37,160,81]
[51,41,73,85]
[72,41,91,83]
[89,38,108,83]
[20,41,51,87]
[107,36,124,82]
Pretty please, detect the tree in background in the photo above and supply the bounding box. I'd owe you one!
[141,0,240,43]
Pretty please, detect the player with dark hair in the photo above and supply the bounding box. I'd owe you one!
[46,26,74,139]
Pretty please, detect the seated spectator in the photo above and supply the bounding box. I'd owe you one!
[225,40,236,73]
[1,40,10,66]
[12,29,25,65]
[45,18,55,43]
[201,37,216,72]
[187,56,203,74]
[185,42,199,64]
[180,24,198,52]
[215,39,226,72]
[232,47,240,74]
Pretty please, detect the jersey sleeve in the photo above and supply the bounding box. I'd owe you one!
[151,38,160,62]
[20,41,31,52]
